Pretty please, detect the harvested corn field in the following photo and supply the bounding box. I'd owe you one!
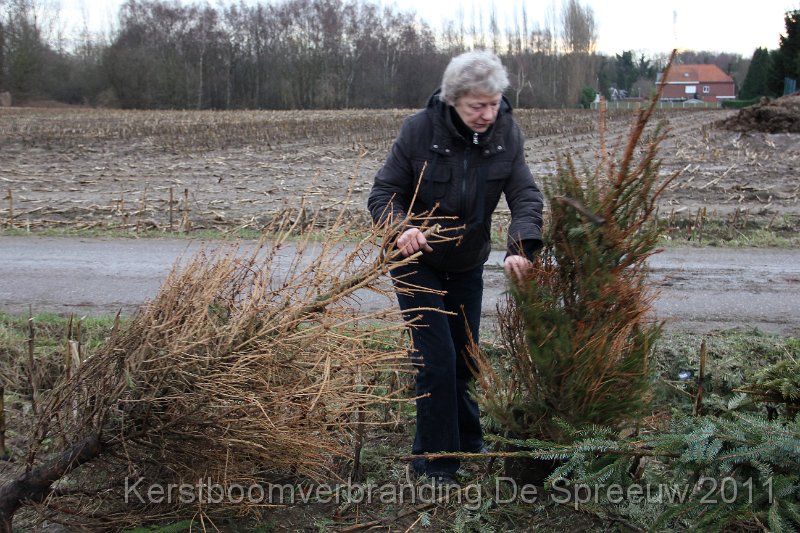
[1,106,798,236]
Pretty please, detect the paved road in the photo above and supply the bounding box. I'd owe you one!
[1,236,798,335]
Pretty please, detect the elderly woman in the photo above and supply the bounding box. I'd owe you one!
[368,50,543,485]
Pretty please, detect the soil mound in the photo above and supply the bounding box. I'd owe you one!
[719,94,800,133]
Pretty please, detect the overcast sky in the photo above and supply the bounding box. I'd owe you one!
[58,0,798,57]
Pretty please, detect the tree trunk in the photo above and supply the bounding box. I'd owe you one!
[0,433,102,531]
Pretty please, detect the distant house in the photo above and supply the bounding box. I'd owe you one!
[656,64,736,104]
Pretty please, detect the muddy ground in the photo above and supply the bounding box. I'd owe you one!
[1,104,798,235]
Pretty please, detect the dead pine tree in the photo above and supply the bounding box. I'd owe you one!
[0,201,454,531]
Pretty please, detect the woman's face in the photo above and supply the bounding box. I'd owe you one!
[453,92,502,133]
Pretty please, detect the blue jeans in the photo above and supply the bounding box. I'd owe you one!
[391,261,484,477]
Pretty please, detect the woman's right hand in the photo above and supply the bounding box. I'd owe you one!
[396,227,433,257]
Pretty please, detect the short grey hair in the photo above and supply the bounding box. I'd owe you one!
[439,50,510,105]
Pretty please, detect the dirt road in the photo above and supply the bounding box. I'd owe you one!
[1,236,798,336]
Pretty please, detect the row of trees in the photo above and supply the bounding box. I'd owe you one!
[739,10,800,99]
[0,0,783,110]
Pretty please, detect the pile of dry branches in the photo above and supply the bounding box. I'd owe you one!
[0,211,438,531]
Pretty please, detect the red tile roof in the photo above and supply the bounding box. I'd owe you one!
[660,64,733,84]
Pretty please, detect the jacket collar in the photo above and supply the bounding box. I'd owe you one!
[425,88,511,157]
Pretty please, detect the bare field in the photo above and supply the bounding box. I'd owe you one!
[1,106,798,235]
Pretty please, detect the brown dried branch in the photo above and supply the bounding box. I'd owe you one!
[0,205,450,530]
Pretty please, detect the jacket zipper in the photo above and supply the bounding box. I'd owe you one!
[465,133,478,217]
[462,147,470,218]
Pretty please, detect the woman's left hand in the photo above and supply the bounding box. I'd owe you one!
[504,254,532,281]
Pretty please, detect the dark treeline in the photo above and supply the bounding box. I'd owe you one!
[0,0,757,109]
[739,11,800,99]
[104,0,446,109]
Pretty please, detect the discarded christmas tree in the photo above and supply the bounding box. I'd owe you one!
[0,208,449,532]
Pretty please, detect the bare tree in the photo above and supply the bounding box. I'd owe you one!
[1,0,50,99]
[0,0,699,109]
[186,5,222,109]
[560,0,597,106]
[561,0,596,54]
[489,1,500,53]
[0,17,5,91]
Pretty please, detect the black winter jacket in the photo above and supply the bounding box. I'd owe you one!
[368,90,544,273]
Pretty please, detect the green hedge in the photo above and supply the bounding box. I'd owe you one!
[722,97,761,109]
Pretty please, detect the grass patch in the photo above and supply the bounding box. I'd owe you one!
[0,225,372,243]
[0,311,120,350]
[657,214,800,248]
[652,327,800,414]
[0,312,121,392]
[492,214,800,250]
[0,226,267,240]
